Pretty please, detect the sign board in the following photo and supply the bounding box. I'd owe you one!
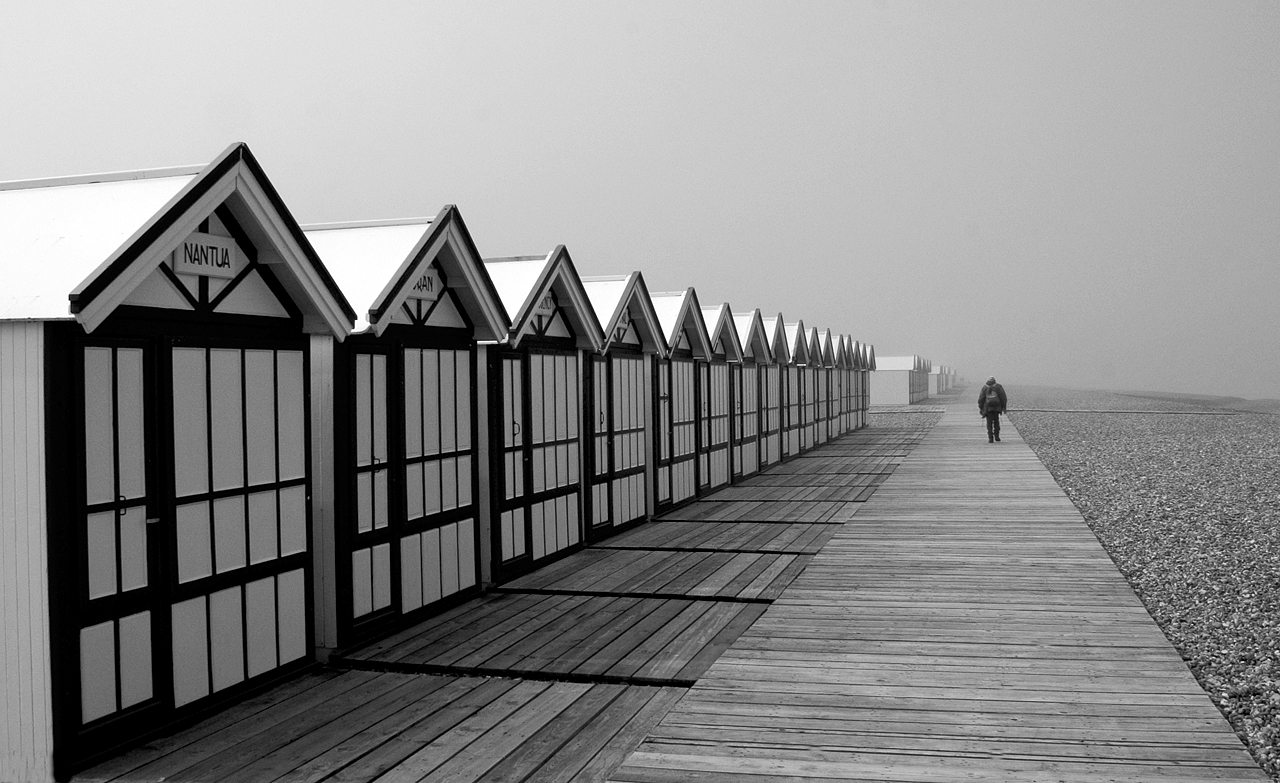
[407,266,442,303]
[174,232,240,279]
[535,292,556,314]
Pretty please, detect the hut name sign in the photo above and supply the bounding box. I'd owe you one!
[407,267,441,303]
[175,233,241,279]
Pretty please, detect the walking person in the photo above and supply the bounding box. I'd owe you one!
[978,377,1007,442]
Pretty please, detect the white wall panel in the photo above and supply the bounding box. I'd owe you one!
[171,597,209,707]
[276,351,306,481]
[400,535,423,613]
[79,622,116,723]
[245,577,278,678]
[277,569,308,664]
[171,348,208,497]
[209,587,245,692]
[118,611,153,710]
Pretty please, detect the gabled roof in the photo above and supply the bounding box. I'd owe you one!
[700,303,743,362]
[824,327,844,368]
[807,327,826,368]
[783,321,810,365]
[0,142,355,335]
[732,309,774,364]
[483,246,603,351]
[761,313,789,365]
[303,205,508,340]
[581,271,664,354]
[847,337,863,370]
[865,344,876,371]
[650,288,712,360]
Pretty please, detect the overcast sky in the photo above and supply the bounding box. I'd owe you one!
[3,1,1277,398]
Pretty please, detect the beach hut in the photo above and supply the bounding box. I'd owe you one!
[811,328,839,444]
[302,208,508,650]
[871,354,927,405]
[731,309,773,479]
[0,143,356,778]
[482,250,604,582]
[698,302,743,493]
[758,313,789,466]
[580,273,664,541]
[862,343,876,424]
[827,331,847,438]
[845,336,864,430]
[929,364,948,396]
[781,320,810,457]
[649,289,712,511]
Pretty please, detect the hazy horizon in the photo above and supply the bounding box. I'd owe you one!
[3,2,1277,398]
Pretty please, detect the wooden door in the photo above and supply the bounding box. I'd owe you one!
[731,363,760,479]
[167,342,311,709]
[343,346,479,642]
[782,366,802,458]
[697,362,731,493]
[760,365,781,467]
[493,349,581,581]
[587,353,647,539]
[76,342,164,746]
[655,357,696,509]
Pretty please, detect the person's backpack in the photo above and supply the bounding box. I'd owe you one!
[984,385,1001,411]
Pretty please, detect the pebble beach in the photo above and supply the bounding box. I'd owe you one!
[1002,386,1280,779]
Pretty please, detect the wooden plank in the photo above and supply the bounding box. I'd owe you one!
[611,406,1268,782]
[523,687,686,783]
[477,683,627,782]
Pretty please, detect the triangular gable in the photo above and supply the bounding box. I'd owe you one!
[483,246,603,351]
[650,289,712,361]
[834,334,849,369]
[807,327,824,368]
[733,309,773,364]
[581,271,664,355]
[305,210,505,339]
[700,303,743,363]
[304,206,508,340]
[53,143,355,337]
[821,329,838,368]
[783,321,809,365]
[761,313,789,365]
[866,344,876,371]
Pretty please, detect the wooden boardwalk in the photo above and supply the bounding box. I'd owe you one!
[74,405,1265,782]
[611,404,1267,782]
[75,425,923,783]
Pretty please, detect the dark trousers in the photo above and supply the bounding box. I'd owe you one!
[985,411,1001,440]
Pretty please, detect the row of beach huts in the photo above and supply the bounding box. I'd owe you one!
[0,143,954,780]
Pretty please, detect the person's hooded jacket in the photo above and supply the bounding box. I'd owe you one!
[978,379,1007,414]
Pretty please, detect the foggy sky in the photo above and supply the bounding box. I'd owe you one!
[3,1,1277,398]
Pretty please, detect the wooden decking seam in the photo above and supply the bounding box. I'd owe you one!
[489,586,775,605]
[326,657,698,689]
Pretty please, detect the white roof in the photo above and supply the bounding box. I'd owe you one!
[783,321,808,363]
[304,219,430,332]
[649,291,686,340]
[581,274,630,332]
[701,302,742,361]
[875,355,921,371]
[650,289,711,359]
[0,171,197,319]
[483,254,550,318]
